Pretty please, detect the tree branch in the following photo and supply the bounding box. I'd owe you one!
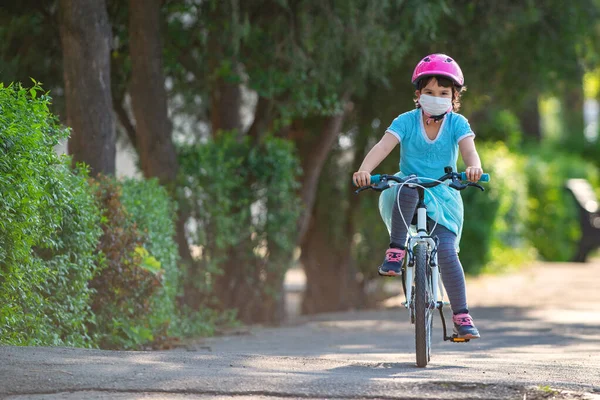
[247,95,273,142]
[113,96,138,150]
[297,92,353,245]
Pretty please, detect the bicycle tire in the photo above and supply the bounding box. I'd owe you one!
[414,243,432,367]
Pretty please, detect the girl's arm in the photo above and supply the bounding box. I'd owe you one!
[458,136,483,181]
[353,132,399,186]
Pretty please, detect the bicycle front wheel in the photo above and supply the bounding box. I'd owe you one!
[414,243,433,367]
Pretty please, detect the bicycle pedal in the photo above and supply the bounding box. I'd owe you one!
[378,270,401,277]
[448,336,470,343]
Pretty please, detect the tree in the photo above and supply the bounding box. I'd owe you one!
[160,0,450,317]
[428,0,600,141]
[58,0,116,175]
[128,0,178,185]
[127,0,203,308]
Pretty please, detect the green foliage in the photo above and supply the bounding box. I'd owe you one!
[177,133,301,322]
[432,0,600,109]
[460,143,535,274]
[169,305,239,339]
[89,176,180,349]
[523,146,600,261]
[0,82,101,346]
[119,178,182,343]
[475,109,524,148]
[163,0,447,129]
[32,163,102,347]
[460,140,600,269]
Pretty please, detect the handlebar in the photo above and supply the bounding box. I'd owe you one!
[370,172,489,185]
[355,168,490,194]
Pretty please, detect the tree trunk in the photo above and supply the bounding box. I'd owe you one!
[247,96,273,142]
[564,88,585,135]
[517,95,541,141]
[113,96,138,150]
[211,75,244,136]
[301,212,347,314]
[59,0,115,175]
[297,95,352,245]
[301,207,364,314]
[300,122,369,315]
[128,0,178,185]
[207,16,243,137]
[206,22,265,319]
[561,80,585,151]
[338,126,372,310]
[128,0,195,304]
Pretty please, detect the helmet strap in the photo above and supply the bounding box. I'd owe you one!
[422,110,447,125]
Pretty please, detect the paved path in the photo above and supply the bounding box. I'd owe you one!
[2,260,600,399]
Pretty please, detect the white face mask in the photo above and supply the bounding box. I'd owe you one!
[418,94,452,116]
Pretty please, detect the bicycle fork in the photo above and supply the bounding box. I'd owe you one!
[403,206,440,313]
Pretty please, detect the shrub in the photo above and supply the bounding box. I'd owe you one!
[32,164,102,347]
[523,145,600,261]
[0,82,101,346]
[120,178,181,343]
[177,133,301,323]
[459,142,535,274]
[89,176,180,349]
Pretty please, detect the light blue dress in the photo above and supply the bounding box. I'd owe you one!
[378,109,475,248]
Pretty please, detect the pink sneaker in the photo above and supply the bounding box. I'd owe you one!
[378,248,405,277]
[452,313,480,339]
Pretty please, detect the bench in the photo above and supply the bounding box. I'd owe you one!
[565,179,600,262]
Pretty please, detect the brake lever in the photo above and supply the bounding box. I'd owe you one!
[355,182,391,194]
[467,182,485,191]
[449,181,468,191]
[354,186,372,194]
[371,182,391,192]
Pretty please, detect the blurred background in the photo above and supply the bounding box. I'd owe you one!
[1,0,600,349]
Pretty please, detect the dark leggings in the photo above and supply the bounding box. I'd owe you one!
[390,185,468,314]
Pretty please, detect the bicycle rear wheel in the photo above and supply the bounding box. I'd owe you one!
[414,243,433,367]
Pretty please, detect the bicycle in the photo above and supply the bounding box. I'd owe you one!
[355,166,490,368]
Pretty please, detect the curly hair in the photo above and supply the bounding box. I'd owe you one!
[414,76,466,112]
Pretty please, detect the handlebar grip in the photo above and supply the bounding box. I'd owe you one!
[460,172,490,182]
[370,174,382,184]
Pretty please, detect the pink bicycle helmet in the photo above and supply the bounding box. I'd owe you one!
[412,54,464,87]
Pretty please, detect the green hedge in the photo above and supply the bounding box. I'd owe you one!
[89,176,181,349]
[523,146,600,261]
[32,164,102,346]
[120,178,181,342]
[0,82,102,346]
[459,142,535,274]
[0,82,228,348]
[459,141,600,270]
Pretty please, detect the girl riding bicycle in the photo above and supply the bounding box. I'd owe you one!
[352,54,483,339]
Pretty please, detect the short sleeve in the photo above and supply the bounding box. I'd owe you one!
[385,111,413,143]
[453,113,475,144]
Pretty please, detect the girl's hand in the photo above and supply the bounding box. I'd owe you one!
[465,166,484,182]
[353,171,372,187]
